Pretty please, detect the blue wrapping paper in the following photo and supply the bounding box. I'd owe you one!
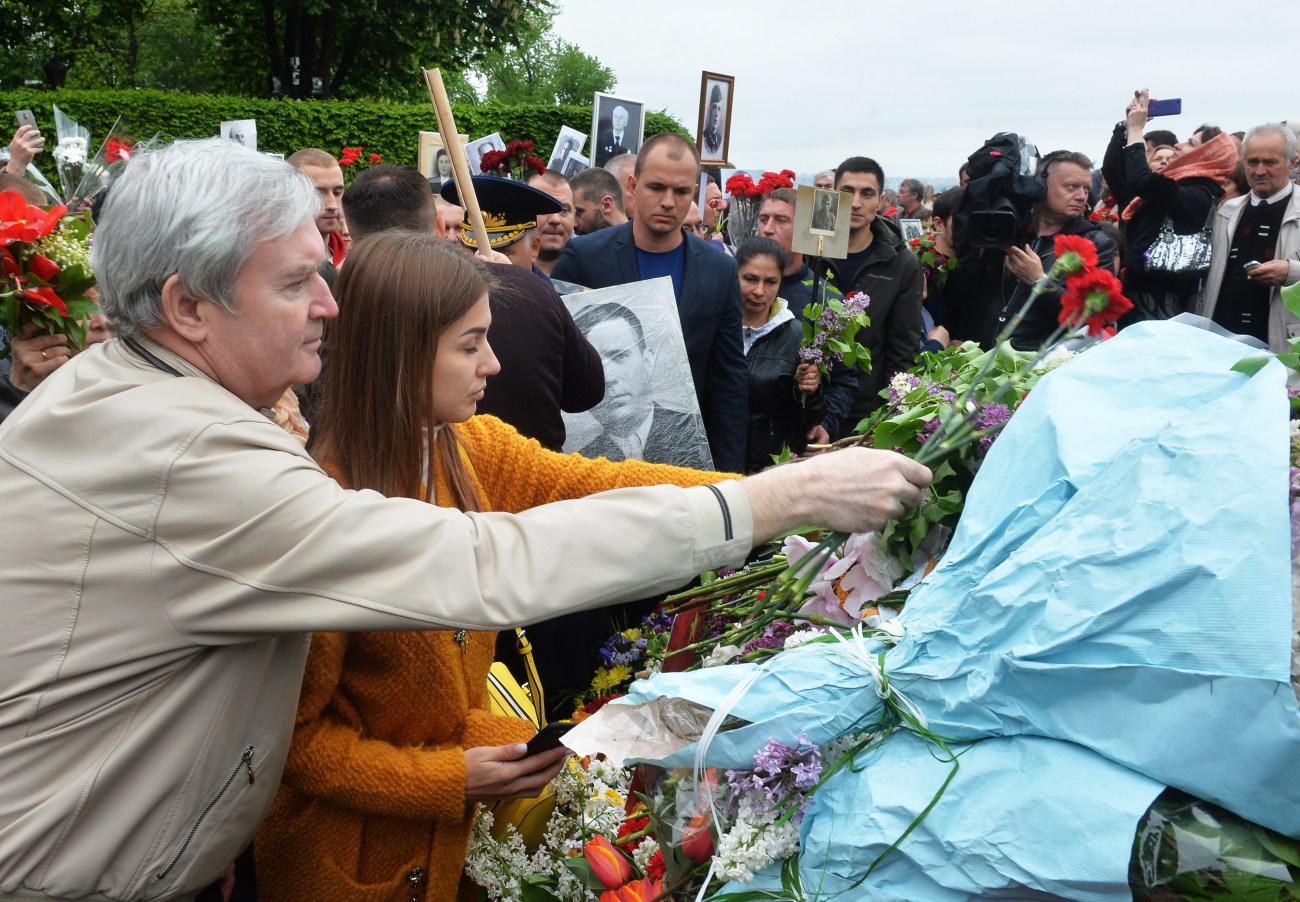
[617,321,1300,900]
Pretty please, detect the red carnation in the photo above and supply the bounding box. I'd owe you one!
[104,139,132,164]
[1052,234,1098,274]
[643,848,666,881]
[615,814,650,844]
[369,153,382,165]
[1059,268,1132,335]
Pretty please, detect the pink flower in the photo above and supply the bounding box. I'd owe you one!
[789,533,903,624]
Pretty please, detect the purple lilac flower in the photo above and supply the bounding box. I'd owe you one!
[742,621,796,656]
[974,402,1013,455]
[926,383,956,404]
[914,416,941,446]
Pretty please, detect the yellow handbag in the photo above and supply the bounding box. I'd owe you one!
[484,629,557,848]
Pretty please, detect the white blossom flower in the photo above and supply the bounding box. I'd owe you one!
[52,137,87,167]
[703,644,744,667]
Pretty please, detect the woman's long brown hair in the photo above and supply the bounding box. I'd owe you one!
[313,230,491,512]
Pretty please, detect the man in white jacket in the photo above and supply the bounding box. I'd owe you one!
[1200,123,1300,350]
[0,138,929,901]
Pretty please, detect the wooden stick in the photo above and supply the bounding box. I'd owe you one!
[423,68,491,253]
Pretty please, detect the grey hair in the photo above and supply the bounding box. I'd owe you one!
[91,138,321,339]
[1245,123,1299,162]
[814,169,835,183]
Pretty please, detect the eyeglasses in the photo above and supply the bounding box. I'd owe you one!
[689,223,713,235]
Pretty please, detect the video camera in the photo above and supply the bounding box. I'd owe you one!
[955,132,1045,253]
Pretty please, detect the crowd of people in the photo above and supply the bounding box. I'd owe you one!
[0,87,1296,902]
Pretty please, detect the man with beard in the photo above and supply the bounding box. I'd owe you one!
[571,167,628,235]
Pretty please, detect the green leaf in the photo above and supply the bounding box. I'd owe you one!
[559,857,608,893]
[1231,356,1271,376]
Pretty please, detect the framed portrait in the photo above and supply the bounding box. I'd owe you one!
[792,184,851,259]
[463,132,505,176]
[418,131,466,185]
[590,93,645,168]
[220,120,257,151]
[548,125,588,171]
[898,218,925,242]
[561,152,590,178]
[696,72,734,167]
[561,278,713,471]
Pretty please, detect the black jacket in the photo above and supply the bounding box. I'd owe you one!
[476,264,604,451]
[744,318,825,473]
[1101,123,1221,318]
[810,217,924,424]
[960,216,1117,350]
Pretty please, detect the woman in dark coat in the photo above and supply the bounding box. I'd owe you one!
[1102,92,1237,323]
[736,237,824,473]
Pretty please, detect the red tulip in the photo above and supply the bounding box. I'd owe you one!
[584,834,632,890]
[680,812,714,864]
[600,877,662,902]
[22,286,68,315]
[28,254,60,283]
[0,190,66,245]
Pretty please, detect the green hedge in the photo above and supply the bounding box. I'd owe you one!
[0,88,688,169]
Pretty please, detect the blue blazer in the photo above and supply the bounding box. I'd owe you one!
[553,223,747,472]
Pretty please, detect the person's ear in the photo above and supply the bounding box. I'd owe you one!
[601,195,617,216]
[527,232,541,266]
[160,273,215,343]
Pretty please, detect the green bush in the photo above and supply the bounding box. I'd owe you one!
[1,89,688,169]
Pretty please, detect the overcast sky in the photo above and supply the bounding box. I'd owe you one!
[552,0,1296,186]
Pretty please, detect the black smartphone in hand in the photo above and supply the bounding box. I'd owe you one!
[524,721,575,757]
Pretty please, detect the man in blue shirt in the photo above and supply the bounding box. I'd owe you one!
[552,134,747,472]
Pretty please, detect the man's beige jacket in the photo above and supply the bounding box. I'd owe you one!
[0,338,751,901]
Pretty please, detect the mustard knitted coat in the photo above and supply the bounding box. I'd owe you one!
[256,416,730,902]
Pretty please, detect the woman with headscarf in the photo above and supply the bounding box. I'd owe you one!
[1102,91,1238,323]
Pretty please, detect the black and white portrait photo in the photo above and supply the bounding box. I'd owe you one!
[418,131,465,187]
[792,184,851,259]
[221,120,257,151]
[464,132,505,174]
[548,126,588,171]
[591,94,644,168]
[561,153,590,178]
[899,218,925,242]
[562,279,712,470]
[810,188,839,234]
[696,72,734,165]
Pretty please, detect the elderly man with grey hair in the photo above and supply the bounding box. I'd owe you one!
[0,139,929,901]
[1200,122,1300,350]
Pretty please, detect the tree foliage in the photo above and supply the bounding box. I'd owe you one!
[0,0,556,101]
[192,0,554,101]
[467,14,616,106]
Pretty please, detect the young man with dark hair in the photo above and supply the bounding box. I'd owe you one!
[812,156,924,425]
[571,167,628,235]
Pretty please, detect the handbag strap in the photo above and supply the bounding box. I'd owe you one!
[512,628,548,727]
